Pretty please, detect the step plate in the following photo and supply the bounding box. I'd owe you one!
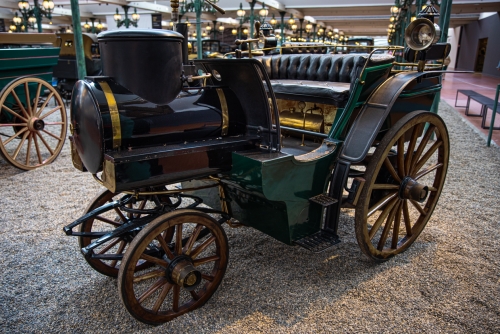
[309,194,337,206]
[294,230,341,253]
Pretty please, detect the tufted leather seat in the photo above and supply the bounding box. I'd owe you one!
[280,42,328,55]
[258,53,395,106]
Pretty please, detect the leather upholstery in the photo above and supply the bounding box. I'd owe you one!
[258,53,395,106]
[280,43,328,55]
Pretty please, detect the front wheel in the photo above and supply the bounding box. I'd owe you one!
[355,111,449,262]
[118,209,229,325]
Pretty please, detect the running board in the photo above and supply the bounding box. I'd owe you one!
[294,230,341,253]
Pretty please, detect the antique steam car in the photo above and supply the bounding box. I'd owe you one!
[65,3,450,325]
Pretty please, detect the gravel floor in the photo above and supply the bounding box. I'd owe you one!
[1,101,499,333]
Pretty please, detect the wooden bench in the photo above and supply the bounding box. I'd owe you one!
[481,95,500,130]
[455,89,484,117]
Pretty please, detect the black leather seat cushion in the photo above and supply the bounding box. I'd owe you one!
[258,53,394,106]
[271,80,351,106]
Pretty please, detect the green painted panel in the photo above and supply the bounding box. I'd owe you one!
[225,146,340,245]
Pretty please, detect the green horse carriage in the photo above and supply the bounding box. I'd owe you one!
[0,33,67,170]
[64,2,451,325]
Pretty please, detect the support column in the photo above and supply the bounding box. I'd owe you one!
[70,0,86,79]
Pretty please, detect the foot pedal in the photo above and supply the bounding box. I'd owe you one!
[309,194,337,206]
[294,230,341,253]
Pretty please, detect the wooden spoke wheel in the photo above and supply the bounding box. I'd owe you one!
[355,111,449,262]
[79,190,172,277]
[0,77,67,170]
[118,209,229,325]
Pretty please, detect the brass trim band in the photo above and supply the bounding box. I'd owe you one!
[99,81,122,149]
[216,88,229,136]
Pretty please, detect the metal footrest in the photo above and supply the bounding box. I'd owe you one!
[309,194,337,206]
[294,230,341,253]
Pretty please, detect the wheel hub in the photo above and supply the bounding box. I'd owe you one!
[29,118,45,131]
[399,176,429,202]
[166,255,202,291]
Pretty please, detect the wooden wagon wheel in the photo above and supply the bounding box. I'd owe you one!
[355,111,449,262]
[118,209,229,325]
[79,189,172,277]
[0,77,67,170]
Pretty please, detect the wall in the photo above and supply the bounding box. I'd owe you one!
[456,13,500,77]
[446,26,461,69]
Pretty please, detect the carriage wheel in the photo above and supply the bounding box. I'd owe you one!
[79,189,172,277]
[118,209,229,325]
[0,77,67,170]
[355,111,449,262]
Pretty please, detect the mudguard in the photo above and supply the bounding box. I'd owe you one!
[340,71,430,163]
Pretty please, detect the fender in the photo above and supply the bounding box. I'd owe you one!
[340,71,432,163]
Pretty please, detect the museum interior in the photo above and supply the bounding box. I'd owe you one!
[1,0,500,331]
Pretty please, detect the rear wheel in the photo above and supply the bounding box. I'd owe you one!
[355,111,449,262]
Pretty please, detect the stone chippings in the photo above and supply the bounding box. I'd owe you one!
[1,101,499,333]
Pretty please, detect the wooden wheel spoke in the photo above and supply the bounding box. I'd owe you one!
[410,124,435,173]
[39,105,62,120]
[33,134,42,164]
[25,133,33,166]
[372,184,399,190]
[369,197,398,239]
[41,129,64,142]
[403,200,412,237]
[184,224,204,255]
[377,201,400,250]
[109,240,127,268]
[134,200,147,219]
[405,123,423,175]
[172,285,180,312]
[133,269,166,283]
[397,136,405,177]
[35,132,54,155]
[193,255,220,266]
[152,283,173,313]
[391,203,403,249]
[36,92,54,117]
[155,235,175,260]
[3,127,28,146]
[137,278,167,304]
[190,290,201,301]
[412,140,443,175]
[12,130,29,160]
[190,236,215,259]
[140,253,168,268]
[1,104,28,123]
[383,157,401,183]
[43,121,65,126]
[368,192,398,217]
[11,90,30,120]
[0,122,26,127]
[24,82,32,115]
[409,199,427,215]
[201,274,215,282]
[428,186,437,192]
[33,83,42,113]
[97,238,121,255]
[95,215,122,227]
[175,224,183,255]
[414,163,443,180]
[113,207,128,223]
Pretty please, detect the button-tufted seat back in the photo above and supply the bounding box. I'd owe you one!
[256,53,394,106]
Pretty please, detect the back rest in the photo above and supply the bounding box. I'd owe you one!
[281,42,328,54]
[258,54,369,83]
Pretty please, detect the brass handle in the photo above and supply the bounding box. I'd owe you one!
[187,73,212,82]
[205,0,225,14]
